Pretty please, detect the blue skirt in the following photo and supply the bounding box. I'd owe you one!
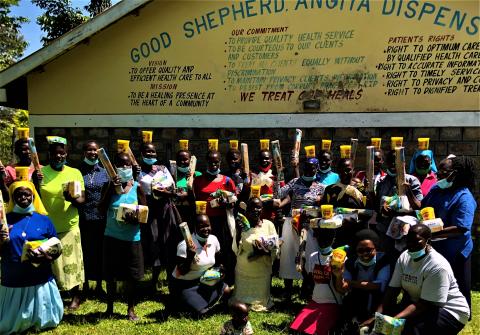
[0,279,64,334]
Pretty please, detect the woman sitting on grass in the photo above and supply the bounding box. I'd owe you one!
[170,212,230,317]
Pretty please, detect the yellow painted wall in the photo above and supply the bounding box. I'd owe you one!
[28,0,480,115]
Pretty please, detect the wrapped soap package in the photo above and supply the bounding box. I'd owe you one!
[116,204,149,224]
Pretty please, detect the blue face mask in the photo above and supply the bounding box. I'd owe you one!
[177,166,190,173]
[194,233,207,243]
[319,167,331,174]
[357,255,376,267]
[319,246,333,255]
[117,167,133,183]
[142,157,157,165]
[13,203,35,214]
[52,160,67,169]
[83,157,98,166]
[408,248,426,260]
[302,175,315,182]
[206,168,220,176]
[386,169,397,177]
[437,178,453,189]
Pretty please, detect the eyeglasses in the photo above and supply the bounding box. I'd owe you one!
[356,247,374,254]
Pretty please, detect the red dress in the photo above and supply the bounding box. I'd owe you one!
[193,175,236,217]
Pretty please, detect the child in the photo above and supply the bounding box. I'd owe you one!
[220,302,254,335]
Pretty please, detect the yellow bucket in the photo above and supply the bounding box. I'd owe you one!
[117,139,130,153]
[418,138,430,150]
[304,145,316,158]
[391,137,403,149]
[17,127,29,139]
[321,204,334,219]
[420,207,435,221]
[195,201,207,215]
[340,145,351,159]
[371,138,382,150]
[229,140,239,150]
[15,167,30,181]
[141,131,153,143]
[321,139,332,151]
[208,139,218,151]
[260,139,270,151]
[250,185,261,199]
[179,139,189,151]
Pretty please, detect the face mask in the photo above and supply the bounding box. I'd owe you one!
[84,157,98,166]
[386,169,397,177]
[206,168,220,176]
[415,167,430,176]
[13,203,35,214]
[177,166,190,173]
[117,167,133,182]
[357,255,376,267]
[437,178,453,189]
[319,167,331,174]
[259,164,272,173]
[408,247,426,260]
[142,157,157,165]
[194,233,207,243]
[52,160,66,169]
[319,246,333,255]
[302,175,315,182]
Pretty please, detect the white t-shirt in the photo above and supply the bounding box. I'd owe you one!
[172,234,220,281]
[389,248,470,325]
[307,251,343,304]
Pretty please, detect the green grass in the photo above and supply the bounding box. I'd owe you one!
[29,275,480,335]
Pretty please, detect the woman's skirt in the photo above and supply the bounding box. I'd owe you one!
[53,225,85,291]
[103,236,144,281]
[279,218,302,280]
[170,277,226,314]
[290,301,340,335]
[0,279,63,335]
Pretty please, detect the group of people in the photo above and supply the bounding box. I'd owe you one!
[0,132,476,335]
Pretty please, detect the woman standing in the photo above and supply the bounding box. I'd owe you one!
[79,141,109,295]
[100,152,146,320]
[316,150,339,186]
[174,149,200,228]
[0,181,63,334]
[40,136,85,310]
[421,156,476,309]
[409,150,438,196]
[138,142,179,289]
[232,197,278,311]
[193,150,236,285]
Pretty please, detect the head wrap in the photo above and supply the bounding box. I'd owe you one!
[306,157,319,167]
[7,181,48,215]
[46,136,67,145]
[409,149,438,174]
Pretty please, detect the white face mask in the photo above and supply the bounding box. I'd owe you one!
[437,171,454,189]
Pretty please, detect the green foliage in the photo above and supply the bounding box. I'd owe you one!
[0,107,28,164]
[85,0,112,17]
[32,0,88,45]
[0,0,28,70]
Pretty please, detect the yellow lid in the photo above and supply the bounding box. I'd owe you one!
[418,138,430,150]
[229,140,239,150]
[195,201,207,215]
[15,167,30,181]
[371,138,382,150]
[17,128,29,139]
[141,131,153,143]
[340,145,352,159]
[179,139,189,151]
[117,139,130,153]
[391,137,403,149]
[321,139,332,151]
[304,145,316,158]
[250,185,261,199]
[260,139,270,151]
[208,139,218,151]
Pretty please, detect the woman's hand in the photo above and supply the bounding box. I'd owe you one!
[123,211,139,225]
[112,175,122,186]
[33,170,43,184]
[27,247,53,263]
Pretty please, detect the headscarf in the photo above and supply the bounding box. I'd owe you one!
[7,181,48,215]
[306,157,319,168]
[408,149,438,174]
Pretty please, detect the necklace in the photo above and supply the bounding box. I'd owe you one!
[21,215,32,239]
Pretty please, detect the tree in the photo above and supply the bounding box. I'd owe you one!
[85,0,111,17]
[32,0,88,45]
[0,0,28,70]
